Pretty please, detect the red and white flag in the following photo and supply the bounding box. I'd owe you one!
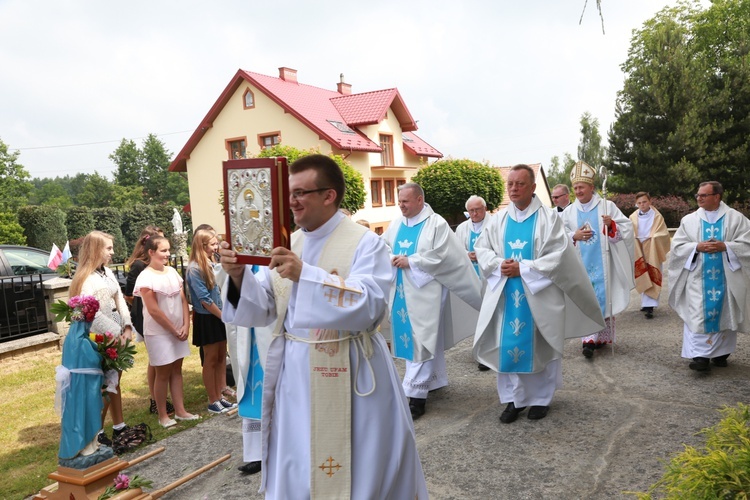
[47,243,63,270]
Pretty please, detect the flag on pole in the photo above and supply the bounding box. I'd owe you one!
[47,244,63,270]
[61,241,71,264]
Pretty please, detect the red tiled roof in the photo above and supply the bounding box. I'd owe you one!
[169,68,438,172]
[403,131,442,158]
[330,89,417,130]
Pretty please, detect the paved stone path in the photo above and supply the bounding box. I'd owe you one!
[125,286,749,499]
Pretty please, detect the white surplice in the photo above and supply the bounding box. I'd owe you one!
[223,212,428,499]
[668,202,750,359]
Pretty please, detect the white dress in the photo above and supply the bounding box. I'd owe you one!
[134,267,189,366]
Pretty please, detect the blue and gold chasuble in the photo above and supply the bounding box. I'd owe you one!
[577,207,607,315]
[468,228,482,277]
[238,265,264,420]
[499,212,537,373]
[701,218,726,334]
[392,220,426,361]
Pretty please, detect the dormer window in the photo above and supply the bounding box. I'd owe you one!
[243,88,255,109]
[327,120,356,134]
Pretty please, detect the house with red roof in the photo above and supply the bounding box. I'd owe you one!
[169,67,442,234]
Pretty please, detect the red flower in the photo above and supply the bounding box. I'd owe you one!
[106,348,118,360]
[95,334,104,343]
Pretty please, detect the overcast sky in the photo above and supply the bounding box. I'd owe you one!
[1,0,693,180]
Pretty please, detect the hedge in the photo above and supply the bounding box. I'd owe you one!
[17,206,68,251]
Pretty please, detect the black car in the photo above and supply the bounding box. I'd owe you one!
[0,245,128,343]
[0,245,57,342]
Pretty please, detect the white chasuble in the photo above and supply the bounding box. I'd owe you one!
[223,211,428,499]
[473,197,605,373]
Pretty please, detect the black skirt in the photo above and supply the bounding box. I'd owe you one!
[192,312,227,347]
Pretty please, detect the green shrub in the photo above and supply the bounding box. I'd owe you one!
[631,403,750,499]
[92,207,126,262]
[65,207,95,240]
[257,145,366,215]
[0,212,26,245]
[412,158,505,226]
[121,204,157,253]
[17,206,67,250]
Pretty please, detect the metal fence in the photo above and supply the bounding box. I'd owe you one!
[0,274,50,343]
[0,257,189,344]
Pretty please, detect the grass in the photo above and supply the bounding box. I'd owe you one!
[0,337,212,500]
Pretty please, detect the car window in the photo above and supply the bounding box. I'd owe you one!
[3,248,55,275]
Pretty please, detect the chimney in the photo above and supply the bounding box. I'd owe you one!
[278,67,297,83]
[337,73,352,95]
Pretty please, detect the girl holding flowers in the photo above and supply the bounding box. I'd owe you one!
[69,231,133,443]
[134,235,196,427]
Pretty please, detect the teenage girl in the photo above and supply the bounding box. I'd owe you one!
[187,229,236,414]
[134,236,197,427]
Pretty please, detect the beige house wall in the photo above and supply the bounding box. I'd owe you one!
[185,85,434,237]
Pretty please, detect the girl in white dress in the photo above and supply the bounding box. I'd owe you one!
[134,236,196,428]
[69,231,133,443]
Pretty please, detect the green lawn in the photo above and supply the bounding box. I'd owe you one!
[0,337,212,499]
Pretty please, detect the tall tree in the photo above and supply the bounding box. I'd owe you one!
[77,172,115,208]
[110,139,143,187]
[0,138,33,212]
[577,112,605,168]
[607,0,750,202]
[141,133,170,203]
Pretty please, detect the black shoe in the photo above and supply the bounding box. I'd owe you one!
[478,363,490,372]
[528,405,549,420]
[150,399,176,414]
[644,307,654,319]
[712,354,729,367]
[112,425,129,439]
[689,357,711,372]
[409,398,426,420]
[582,345,594,359]
[499,402,526,424]
[238,461,262,475]
[97,431,112,447]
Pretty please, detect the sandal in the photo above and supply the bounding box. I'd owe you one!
[222,387,237,398]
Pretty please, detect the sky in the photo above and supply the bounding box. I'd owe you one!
[0,0,696,180]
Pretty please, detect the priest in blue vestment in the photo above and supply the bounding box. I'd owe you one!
[473,165,605,423]
[669,181,750,372]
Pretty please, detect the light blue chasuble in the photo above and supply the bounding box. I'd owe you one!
[701,218,726,333]
[392,220,426,361]
[238,265,264,420]
[468,229,482,277]
[499,212,537,373]
[577,208,606,315]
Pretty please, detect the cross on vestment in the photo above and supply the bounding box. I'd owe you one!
[323,275,362,308]
[319,456,342,477]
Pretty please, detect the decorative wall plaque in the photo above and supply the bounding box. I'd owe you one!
[223,157,290,265]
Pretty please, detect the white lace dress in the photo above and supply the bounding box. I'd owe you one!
[79,267,132,337]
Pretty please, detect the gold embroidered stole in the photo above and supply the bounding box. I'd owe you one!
[271,218,368,499]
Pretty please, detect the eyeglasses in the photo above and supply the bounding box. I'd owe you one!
[290,187,332,200]
[551,194,567,200]
[467,208,485,214]
[695,193,717,199]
